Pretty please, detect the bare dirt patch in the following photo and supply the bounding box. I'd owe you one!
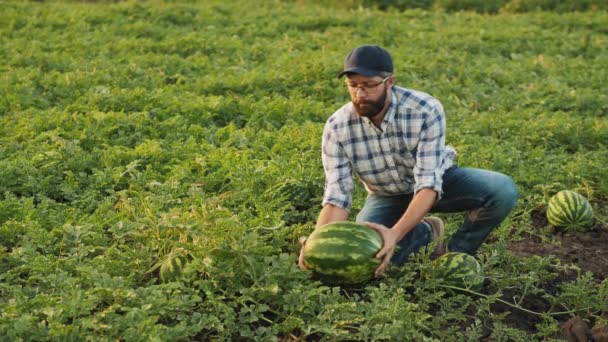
[499,200,608,341]
[508,205,608,280]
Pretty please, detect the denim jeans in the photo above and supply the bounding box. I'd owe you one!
[355,166,518,265]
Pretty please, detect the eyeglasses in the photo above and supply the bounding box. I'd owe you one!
[346,76,391,93]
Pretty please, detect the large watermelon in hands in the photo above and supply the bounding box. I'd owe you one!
[546,190,594,232]
[430,252,484,291]
[302,221,382,286]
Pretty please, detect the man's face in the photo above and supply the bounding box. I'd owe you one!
[345,74,391,119]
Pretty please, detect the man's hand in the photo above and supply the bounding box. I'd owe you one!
[297,236,309,270]
[365,222,401,278]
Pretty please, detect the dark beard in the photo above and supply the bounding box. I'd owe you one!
[353,87,387,120]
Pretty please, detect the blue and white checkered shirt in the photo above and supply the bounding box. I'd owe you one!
[322,86,457,212]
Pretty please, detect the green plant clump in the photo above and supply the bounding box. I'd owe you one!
[0,0,606,340]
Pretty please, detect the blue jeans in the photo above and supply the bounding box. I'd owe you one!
[355,167,518,265]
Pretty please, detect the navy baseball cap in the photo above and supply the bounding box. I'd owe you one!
[337,45,393,78]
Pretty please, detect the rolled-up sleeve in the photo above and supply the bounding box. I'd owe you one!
[413,101,446,200]
[321,123,353,212]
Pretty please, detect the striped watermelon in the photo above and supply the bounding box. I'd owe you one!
[430,252,484,291]
[159,249,190,283]
[302,221,382,286]
[546,190,594,232]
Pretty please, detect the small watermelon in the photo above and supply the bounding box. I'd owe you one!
[429,252,484,291]
[302,221,382,286]
[159,249,190,283]
[546,190,594,232]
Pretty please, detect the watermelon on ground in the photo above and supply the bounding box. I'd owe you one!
[159,249,190,283]
[302,221,382,286]
[429,252,484,291]
[546,190,594,232]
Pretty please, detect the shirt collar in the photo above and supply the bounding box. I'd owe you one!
[379,87,397,131]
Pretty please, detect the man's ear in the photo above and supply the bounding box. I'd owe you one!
[387,75,396,86]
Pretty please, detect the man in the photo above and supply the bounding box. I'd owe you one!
[299,45,518,278]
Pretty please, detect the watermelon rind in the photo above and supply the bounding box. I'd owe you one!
[302,221,383,286]
[429,252,484,292]
[159,250,190,283]
[546,190,594,232]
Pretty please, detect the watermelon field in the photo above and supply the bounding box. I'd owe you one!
[1,0,608,340]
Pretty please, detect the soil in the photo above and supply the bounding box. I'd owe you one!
[507,206,608,281]
[496,200,608,341]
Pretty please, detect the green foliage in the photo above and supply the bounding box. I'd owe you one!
[363,0,435,11]
[297,0,608,13]
[435,0,507,13]
[502,0,608,13]
[0,0,606,340]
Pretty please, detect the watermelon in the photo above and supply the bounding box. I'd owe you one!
[546,190,594,232]
[159,250,190,283]
[429,252,484,291]
[302,221,382,286]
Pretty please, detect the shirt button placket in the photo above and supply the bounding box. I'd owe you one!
[381,136,399,184]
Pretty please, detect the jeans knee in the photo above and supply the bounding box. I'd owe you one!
[497,175,518,212]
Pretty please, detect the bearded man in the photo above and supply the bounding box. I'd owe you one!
[299,45,518,277]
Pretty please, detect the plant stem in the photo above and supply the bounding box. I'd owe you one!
[439,285,591,316]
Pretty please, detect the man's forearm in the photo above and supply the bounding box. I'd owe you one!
[391,188,437,239]
[316,204,349,228]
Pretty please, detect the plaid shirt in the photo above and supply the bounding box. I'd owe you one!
[322,86,457,212]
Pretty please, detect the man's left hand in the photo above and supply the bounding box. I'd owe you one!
[365,222,401,278]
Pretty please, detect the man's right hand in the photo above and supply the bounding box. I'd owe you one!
[297,236,309,270]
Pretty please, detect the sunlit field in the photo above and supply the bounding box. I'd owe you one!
[1,1,607,340]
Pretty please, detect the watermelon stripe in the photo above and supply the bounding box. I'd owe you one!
[576,202,593,223]
[313,230,380,244]
[560,193,574,221]
[557,193,576,222]
[313,226,382,247]
[547,212,567,226]
[573,204,585,222]
[565,193,583,220]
